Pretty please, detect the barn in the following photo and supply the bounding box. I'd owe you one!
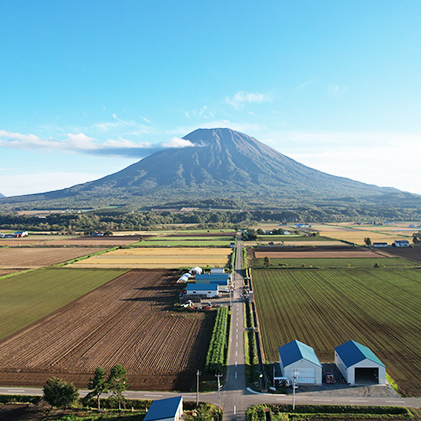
[185,283,219,298]
[335,340,386,385]
[278,340,322,385]
[144,396,183,421]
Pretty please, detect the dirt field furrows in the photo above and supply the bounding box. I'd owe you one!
[383,246,421,263]
[0,269,214,391]
[0,247,106,269]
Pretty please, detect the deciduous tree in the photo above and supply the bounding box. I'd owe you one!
[86,367,108,411]
[43,377,79,409]
[107,364,128,411]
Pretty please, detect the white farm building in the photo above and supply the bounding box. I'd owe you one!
[278,340,322,385]
[335,340,386,385]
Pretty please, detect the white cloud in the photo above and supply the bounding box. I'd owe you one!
[327,84,347,96]
[161,137,195,148]
[0,172,103,196]
[268,130,421,195]
[0,129,196,158]
[226,91,271,109]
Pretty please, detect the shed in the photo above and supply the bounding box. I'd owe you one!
[211,267,225,274]
[278,340,322,385]
[185,283,219,298]
[144,396,183,421]
[334,340,386,385]
[195,274,230,283]
[190,266,202,275]
[393,240,410,247]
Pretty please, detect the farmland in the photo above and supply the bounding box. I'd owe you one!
[70,247,232,269]
[0,270,214,391]
[250,256,414,268]
[0,234,140,247]
[0,247,107,269]
[0,268,127,340]
[251,268,421,396]
[250,246,386,260]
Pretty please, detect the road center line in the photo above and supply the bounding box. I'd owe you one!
[234,405,236,415]
[144,394,163,397]
[235,361,237,367]
[235,372,237,378]
[8,389,25,393]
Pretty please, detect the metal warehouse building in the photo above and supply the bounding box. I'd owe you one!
[185,283,219,298]
[144,396,183,421]
[278,340,322,385]
[335,340,386,385]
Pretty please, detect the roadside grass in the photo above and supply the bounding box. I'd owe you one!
[0,268,127,340]
[247,404,413,421]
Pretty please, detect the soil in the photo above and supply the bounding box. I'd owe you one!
[0,270,214,391]
[0,247,106,269]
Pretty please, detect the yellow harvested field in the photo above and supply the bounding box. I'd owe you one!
[70,247,231,268]
[319,230,410,245]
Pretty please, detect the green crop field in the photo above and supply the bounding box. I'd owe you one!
[257,235,332,242]
[0,268,127,341]
[252,268,421,397]
[135,239,232,247]
[250,257,415,268]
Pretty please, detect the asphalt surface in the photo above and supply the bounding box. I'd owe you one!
[1,237,421,419]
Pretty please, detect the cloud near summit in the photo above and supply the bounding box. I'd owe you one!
[0,130,196,159]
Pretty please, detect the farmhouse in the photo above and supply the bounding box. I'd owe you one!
[144,396,183,421]
[185,283,219,298]
[393,240,410,247]
[334,340,386,385]
[278,340,322,385]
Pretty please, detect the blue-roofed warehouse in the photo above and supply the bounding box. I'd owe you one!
[278,340,322,385]
[144,396,183,421]
[185,283,219,298]
[335,340,386,385]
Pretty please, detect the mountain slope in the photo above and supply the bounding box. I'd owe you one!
[0,128,418,209]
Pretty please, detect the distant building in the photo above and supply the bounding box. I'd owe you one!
[211,267,225,274]
[373,242,388,247]
[144,396,183,421]
[393,240,410,247]
[335,340,386,385]
[278,340,322,385]
[13,231,28,238]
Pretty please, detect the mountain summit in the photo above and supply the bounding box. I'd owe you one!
[1,128,416,209]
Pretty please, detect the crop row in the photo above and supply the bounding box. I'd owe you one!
[252,268,421,397]
[205,306,229,373]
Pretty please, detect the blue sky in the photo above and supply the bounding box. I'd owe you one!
[1,1,420,197]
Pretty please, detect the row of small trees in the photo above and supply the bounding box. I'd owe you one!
[205,307,229,373]
[42,364,128,411]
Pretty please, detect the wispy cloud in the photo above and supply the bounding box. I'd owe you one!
[226,91,271,109]
[296,76,318,90]
[327,84,347,96]
[0,130,196,158]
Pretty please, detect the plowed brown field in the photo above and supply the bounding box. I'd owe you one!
[0,236,140,247]
[0,269,214,391]
[0,247,106,269]
[253,246,383,259]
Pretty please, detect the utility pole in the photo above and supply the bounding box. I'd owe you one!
[196,369,201,407]
[292,369,299,410]
[215,374,223,414]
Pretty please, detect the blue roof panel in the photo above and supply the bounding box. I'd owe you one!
[144,396,182,421]
[278,340,322,367]
[335,340,385,367]
[186,283,218,291]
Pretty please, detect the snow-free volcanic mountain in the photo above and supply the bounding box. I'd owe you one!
[0,128,416,209]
